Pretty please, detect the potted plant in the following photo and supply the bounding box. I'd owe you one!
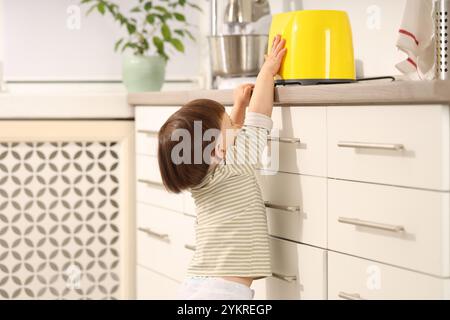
[81,0,202,92]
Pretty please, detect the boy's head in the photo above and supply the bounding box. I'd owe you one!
[158,99,229,193]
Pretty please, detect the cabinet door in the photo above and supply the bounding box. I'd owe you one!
[137,265,180,300]
[267,237,327,300]
[328,251,450,300]
[327,105,450,190]
[257,171,327,248]
[264,107,327,177]
[0,121,135,299]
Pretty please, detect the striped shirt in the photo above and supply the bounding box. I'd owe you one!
[186,112,273,279]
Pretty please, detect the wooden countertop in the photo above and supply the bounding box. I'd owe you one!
[128,80,450,106]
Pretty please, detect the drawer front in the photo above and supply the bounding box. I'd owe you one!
[136,180,184,213]
[262,107,326,177]
[137,203,196,282]
[136,131,158,156]
[252,279,268,300]
[183,192,197,216]
[328,179,450,276]
[257,171,327,248]
[267,237,327,300]
[137,265,180,299]
[136,155,162,184]
[328,252,449,300]
[328,105,450,190]
[136,107,179,132]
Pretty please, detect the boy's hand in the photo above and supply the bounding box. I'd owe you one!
[262,34,287,76]
[233,83,254,108]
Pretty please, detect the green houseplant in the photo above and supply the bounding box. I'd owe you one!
[81,0,202,92]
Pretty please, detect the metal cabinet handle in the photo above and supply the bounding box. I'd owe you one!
[337,141,404,151]
[264,201,300,213]
[338,217,405,233]
[338,292,365,300]
[268,136,301,144]
[137,178,164,188]
[184,244,196,251]
[272,272,297,283]
[138,227,170,241]
[137,129,158,136]
[183,212,196,218]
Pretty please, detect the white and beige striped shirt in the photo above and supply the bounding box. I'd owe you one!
[187,112,273,279]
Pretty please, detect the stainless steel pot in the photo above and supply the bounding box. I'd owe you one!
[208,34,268,77]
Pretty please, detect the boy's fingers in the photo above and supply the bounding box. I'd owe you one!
[274,39,286,55]
[276,47,287,59]
[271,35,281,52]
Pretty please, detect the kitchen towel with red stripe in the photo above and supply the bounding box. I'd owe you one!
[396,0,436,80]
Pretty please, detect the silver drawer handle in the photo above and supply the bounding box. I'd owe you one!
[264,201,300,213]
[184,244,196,251]
[272,272,297,283]
[183,212,196,218]
[137,178,164,188]
[337,141,404,151]
[268,136,301,144]
[138,227,170,241]
[137,129,158,136]
[338,217,405,233]
[338,292,365,300]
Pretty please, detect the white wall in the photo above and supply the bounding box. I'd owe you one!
[1,0,408,86]
[1,0,205,82]
[268,0,407,77]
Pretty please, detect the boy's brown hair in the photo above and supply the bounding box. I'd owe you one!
[157,99,225,193]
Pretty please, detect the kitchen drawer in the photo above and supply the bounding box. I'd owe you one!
[327,105,450,190]
[136,107,179,132]
[261,107,326,177]
[266,237,327,300]
[137,265,180,299]
[328,179,450,277]
[136,154,162,184]
[137,203,196,282]
[252,279,267,300]
[137,179,184,213]
[257,171,327,248]
[328,252,450,300]
[183,192,197,216]
[136,130,158,156]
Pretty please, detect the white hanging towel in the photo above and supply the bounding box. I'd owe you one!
[396,0,436,80]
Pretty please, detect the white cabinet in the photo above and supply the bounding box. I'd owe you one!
[137,265,180,300]
[257,171,327,248]
[328,179,450,277]
[135,107,180,132]
[266,237,327,300]
[137,203,195,282]
[265,107,327,177]
[135,106,197,299]
[0,121,135,299]
[328,251,450,300]
[135,103,450,300]
[327,105,450,191]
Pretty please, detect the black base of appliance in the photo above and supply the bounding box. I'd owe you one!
[275,78,357,86]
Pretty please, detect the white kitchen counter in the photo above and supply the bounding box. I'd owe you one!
[0,92,134,119]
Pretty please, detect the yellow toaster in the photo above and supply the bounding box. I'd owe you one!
[268,10,356,85]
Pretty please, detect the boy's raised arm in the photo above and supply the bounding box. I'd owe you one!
[248,35,287,118]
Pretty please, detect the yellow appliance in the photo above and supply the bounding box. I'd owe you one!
[268,10,356,85]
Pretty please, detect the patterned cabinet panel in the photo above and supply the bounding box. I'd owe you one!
[0,121,135,300]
